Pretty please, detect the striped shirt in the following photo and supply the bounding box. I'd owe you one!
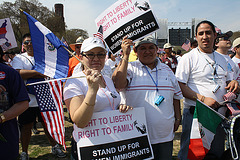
[124,59,183,144]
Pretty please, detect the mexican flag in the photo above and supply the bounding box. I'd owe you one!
[188,100,224,160]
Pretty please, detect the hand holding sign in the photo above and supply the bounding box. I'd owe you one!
[121,36,134,59]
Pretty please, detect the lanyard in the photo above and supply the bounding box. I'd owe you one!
[197,48,218,81]
[99,77,115,110]
[144,65,158,92]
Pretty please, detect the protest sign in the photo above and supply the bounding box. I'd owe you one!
[95,0,160,54]
[74,107,153,160]
[0,18,17,51]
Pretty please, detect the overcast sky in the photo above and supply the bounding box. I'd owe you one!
[3,0,240,36]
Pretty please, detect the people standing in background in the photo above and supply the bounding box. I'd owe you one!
[103,52,121,77]
[190,39,198,49]
[161,43,178,73]
[68,36,85,77]
[175,49,182,63]
[215,31,238,80]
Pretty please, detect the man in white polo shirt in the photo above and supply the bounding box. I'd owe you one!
[112,36,183,159]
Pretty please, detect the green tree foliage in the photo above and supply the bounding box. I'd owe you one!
[0,0,88,53]
[232,31,240,41]
[64,29,89,47]
[0,0,56,47]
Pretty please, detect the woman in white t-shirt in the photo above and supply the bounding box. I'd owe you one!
[64,37,129,160]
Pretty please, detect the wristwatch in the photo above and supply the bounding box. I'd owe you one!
[0,113,6,123]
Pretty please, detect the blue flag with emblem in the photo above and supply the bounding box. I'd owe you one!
[23,11,69,79]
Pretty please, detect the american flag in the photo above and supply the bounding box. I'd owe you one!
[61,37,69,47]
[1,42,12,51]
[93,25,104,43]
[215,26,222,34]
[223,92,240,116]
[33,80,66,149]
[181,39,190,51]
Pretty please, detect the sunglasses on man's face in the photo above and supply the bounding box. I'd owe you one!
[219,37,230,41]
[23,40,32,45]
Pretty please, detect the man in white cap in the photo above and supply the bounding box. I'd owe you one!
[161,42,178,73]
[215,31,238,80]
[68,36,85,77]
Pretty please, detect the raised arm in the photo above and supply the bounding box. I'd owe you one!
[65,69,101,128]
[112,37,134,90]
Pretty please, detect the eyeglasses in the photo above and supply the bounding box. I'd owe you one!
[219,37,229,41]
[75,45,81,49]
[82,52,106,60]
[23,40,32,45]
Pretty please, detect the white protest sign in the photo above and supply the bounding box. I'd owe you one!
[95,0,160,54]
[0,18,17,51]
[75,107,153,160]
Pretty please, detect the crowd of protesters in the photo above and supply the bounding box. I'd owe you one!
[1,19,240,160]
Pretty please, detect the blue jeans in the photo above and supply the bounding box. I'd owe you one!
[178,108,225,160]
[178,108,193,160]
[152,141,173,160]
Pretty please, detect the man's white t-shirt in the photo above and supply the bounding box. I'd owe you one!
[12,52,38,107]
[175,48,231,109]
[232,56,240,81]
[217,52,238,80]
[232,56,240,102]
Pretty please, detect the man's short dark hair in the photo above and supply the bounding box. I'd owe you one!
[195,20,216,36]
[22,33,31,40]
[176,49,181,55]
[191,40,198,47]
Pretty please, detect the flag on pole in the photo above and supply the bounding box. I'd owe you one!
[61,37,69,47]
[215,26,222,34]
[23,11,69,79]
[93,25,104,42]
[188,100,224,160]
[181,39,191,51]
[33,79,66,149]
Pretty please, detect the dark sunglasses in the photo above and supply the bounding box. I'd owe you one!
[75,46,81,49]
[23,40,32,45]
[219,37,229,41]
[82,53,106,60]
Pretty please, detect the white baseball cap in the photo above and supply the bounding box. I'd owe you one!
[81,37,106,53]
[163,43,173,49]
[232,38,240,49]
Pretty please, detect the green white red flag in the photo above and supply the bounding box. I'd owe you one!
[188,100,224,160]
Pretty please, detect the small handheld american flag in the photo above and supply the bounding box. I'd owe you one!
[93,25,104,43]
[33,79,66,149]
[181,39,190,51]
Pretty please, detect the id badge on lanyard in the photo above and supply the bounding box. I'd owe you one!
[144,65,165,107]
